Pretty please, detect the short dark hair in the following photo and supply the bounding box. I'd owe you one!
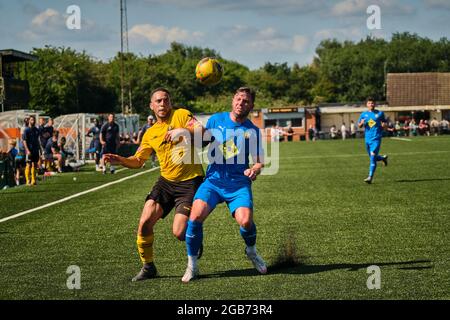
[366,97,376,103]
[236,86,256,104]
[150,87,171,100]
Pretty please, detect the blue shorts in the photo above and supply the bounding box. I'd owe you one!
[365,140,381,156]
[194,178,253,215]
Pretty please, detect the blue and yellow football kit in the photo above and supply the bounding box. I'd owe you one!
[194,111,263,214]
[358,109,386,178]
[186,112,263,257]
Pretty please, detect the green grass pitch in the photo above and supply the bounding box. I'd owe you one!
[0,136,449,299]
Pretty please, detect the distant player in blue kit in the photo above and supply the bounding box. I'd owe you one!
[182,87,267,283]
[358,97,388,184]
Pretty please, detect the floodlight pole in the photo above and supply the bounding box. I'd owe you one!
[120,0,125,115]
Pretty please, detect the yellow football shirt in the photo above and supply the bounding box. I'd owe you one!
[134,108,204,182]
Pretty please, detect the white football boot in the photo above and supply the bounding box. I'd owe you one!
[181,266,199,283]
[246,246,268,274]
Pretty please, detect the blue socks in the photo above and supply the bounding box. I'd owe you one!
[240,223,257,247]
[186,220,203,256]
[186,220,257,256]
[369,155,377,177]
[369,155,385,177]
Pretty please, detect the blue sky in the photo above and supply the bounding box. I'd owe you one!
[1,0,450,69]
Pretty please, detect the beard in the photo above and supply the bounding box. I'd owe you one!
[233,108,251,120]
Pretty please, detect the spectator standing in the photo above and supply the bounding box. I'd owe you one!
[350,120,357,138]
[308,125,315,142]
[286,125,294,142]
[410,119,418,136]
[7,139,19,186]
[440,118,449,135]
[137,115,156,145]
[100,113,120,174]
[424,120,431,136]
[341,123,347,140]
[395,121,402,137]
[430,118,439,136]
[330,125,337,139]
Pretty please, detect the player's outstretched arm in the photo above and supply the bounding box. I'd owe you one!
[103,154,144,169]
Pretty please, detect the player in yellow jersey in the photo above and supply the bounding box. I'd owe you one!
[104,88,205,281]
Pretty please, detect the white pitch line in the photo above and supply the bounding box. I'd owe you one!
[282,150,450,160]
[1,150,208,224]
[0,166,160,224]
[391,137,412,142]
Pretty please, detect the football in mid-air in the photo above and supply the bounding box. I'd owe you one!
[195,57,223,86]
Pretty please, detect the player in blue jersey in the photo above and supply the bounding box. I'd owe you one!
[358,97,388,184]
[182,87,267,283]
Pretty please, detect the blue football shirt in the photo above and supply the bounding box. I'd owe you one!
[205,112,263,185]
[358,110,386,141]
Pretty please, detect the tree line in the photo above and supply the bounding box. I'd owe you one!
[23,32,450,118]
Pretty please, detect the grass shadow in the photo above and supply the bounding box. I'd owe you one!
[201,259,433,279]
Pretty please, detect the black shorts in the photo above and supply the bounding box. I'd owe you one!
[26,152,40,163]
[145,176,204,218]
[102,143,117,155]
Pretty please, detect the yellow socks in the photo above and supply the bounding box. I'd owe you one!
[25,164,31,185]
[136,234,154,265]
[31,165,36,185]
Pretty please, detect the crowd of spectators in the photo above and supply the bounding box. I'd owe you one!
[1,116,77,188]
[329,117,450,140]
[385,118,449,137]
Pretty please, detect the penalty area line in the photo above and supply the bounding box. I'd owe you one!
[0,166,160,224]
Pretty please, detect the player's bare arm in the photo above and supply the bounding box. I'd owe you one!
[99,132,106,145]
[358,119,365,128]
[23,140,31,155]
[103,154,145,169]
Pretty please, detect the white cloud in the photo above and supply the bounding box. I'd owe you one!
[315,27,363,40]
[31,8,62,30]
[331,0,368,16]
[331,0,414,17]
[20,8,112,42]
[128,24,204,44]
[223,25,309,53]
